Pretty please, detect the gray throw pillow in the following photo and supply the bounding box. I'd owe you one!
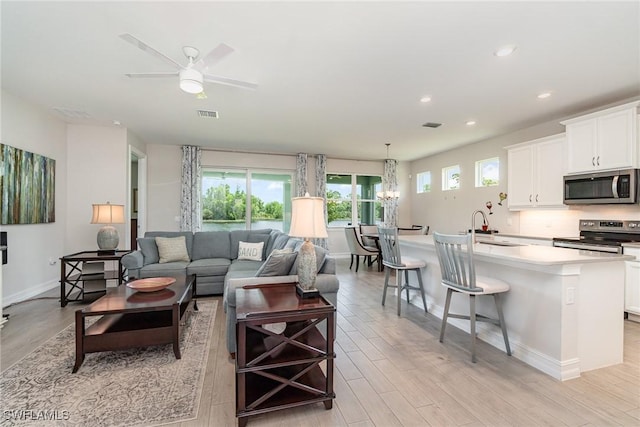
[256,249,298,277]
[137,237,159,265]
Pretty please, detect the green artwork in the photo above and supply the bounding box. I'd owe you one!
[0,143,56,224]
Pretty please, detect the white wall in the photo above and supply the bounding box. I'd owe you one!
[66,125,129,253]
[1,90,67,305]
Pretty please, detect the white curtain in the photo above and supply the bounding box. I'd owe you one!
[383,159,399,227]
[180,146,202,232]
[295,153,308,196]
[314,154,328,249]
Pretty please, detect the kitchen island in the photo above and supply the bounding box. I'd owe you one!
[399,235,631,381]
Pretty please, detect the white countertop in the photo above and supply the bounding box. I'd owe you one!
[399,235,632,266]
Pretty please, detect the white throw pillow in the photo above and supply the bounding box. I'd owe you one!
[237,241,264,261]
[155,236,190,263]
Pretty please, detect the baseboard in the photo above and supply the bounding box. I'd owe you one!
[3,280,59,308]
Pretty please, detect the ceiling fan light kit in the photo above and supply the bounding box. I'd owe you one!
[179,68,204,94]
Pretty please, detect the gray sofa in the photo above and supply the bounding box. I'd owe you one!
[121,229,339,354]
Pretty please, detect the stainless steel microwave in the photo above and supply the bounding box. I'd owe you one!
[564,169,639,205]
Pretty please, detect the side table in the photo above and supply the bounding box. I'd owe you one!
[235,284,335,427]
[60,250,130,307]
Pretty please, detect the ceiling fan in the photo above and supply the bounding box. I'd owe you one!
[119,33,257,94]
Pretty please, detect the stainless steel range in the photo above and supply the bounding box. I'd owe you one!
[552,219,640,254]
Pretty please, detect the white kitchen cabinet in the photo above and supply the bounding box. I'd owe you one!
[624,246,640,320]
[506,134,566,210]
[562,101,639,174]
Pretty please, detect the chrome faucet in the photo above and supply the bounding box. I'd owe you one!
[471,209,489,243]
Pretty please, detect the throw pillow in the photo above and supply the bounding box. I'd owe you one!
[255,249,298,277]
[155,236,190,264]
[237,241,264,261]
[137,237,159,265]
[289,243,328,275]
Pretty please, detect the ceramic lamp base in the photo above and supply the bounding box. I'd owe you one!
[97,225,119,251]
[296,239,319,298]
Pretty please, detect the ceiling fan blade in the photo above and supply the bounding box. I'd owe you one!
[196,43,234,70]
[124,72,178,78]
[203,73,258,90]
[119,33,182,69]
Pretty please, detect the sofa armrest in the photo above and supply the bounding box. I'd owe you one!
[122,251,144,270]
[320,256,336,274]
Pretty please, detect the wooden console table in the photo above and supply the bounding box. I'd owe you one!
[60,250,130,307]
[235,284,335,426]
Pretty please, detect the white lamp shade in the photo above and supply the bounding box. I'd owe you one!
[91,203,125,225]
[289,194,328,239]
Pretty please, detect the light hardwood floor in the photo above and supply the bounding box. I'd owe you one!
[2,258,639,426]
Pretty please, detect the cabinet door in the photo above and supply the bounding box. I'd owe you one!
[566,119,597,174]
[507,145,534,208]
[625,261,640,315]
[535,137,565,207]
[597,109,635,170]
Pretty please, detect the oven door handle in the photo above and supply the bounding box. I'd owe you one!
[612,175,619,198]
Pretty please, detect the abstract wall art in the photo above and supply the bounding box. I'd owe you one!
[0,143,56,224]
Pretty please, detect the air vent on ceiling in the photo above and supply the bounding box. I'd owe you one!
[52,107,92,119]
[197,110,219,119]
[422,122,442,128]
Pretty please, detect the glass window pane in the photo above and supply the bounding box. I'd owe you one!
[442,165,460,191]
[475,157,500,187]
[417,171,431,193]
[250,172,293,232]
[202,170,248,231]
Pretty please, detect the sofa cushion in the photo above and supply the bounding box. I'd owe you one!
[156,236,190,263]
[145,231,194,259]
[187,258,231,276]
[238,241,264,261]
[192,231,231,260]
[137,237,159,265]
[230,230,271,259]
[266,231,290,255]
[256,249,298,277]
[228,259,264,273]
[289,243,328,274]
[139,261,189,278]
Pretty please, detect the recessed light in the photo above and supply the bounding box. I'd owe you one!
[494,45,517,57]
[420,96,432,103]
[466,120,476,126]
[537,92,552,99]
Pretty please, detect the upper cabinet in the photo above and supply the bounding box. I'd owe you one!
[506,134,566,210]
[561,101,639,174]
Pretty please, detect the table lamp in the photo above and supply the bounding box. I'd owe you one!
[289,193,328,298]
[91,202,125,255]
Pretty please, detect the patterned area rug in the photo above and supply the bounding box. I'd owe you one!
[1,300,217,427]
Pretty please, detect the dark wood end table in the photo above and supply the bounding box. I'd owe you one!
[235,284,336,427]
[73,274,196,373]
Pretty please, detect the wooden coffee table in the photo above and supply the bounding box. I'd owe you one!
[235,284,336,426]
[73,275,196,373]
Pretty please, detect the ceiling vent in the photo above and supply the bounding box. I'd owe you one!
[197,110,219,119]
[422,122,442,128]
[52,107,92,119]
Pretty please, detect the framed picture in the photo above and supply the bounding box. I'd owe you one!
[1,144,56,224]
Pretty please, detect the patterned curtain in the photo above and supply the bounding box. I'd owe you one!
[314,154,328,249]
[295,153,308,196]
[382,159,399,227]
[180,146,202,232]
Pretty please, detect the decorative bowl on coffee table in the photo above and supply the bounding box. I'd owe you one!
[127,277,176,292]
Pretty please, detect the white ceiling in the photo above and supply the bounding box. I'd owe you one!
[2,1,639,161]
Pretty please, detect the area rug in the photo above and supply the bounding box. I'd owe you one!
[1,300,217,427]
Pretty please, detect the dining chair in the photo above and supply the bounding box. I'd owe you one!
[377,226,428,316]
[432,232,512,362]
[344,227,381,272]
[359,224,379,247]
[398,226,425,235]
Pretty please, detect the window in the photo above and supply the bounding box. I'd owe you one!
[476,157,500,187]
[201,169,293,231]
[326,174,382,227]
[417,171,431,193]
[442,165,460,191]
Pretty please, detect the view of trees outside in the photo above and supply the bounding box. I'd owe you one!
[201,170,292,231]
[326,174,382,226]
[477,157,500,187]
[417,171,431,193]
